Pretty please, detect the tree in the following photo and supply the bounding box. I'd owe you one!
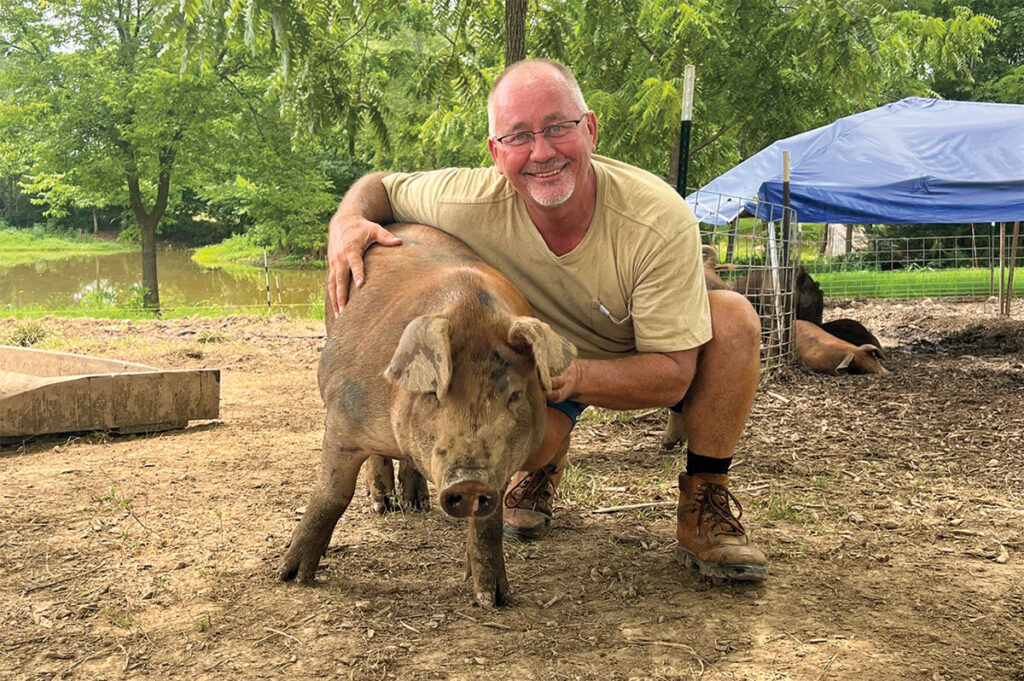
[171,0,999,192]
[0,0,237,310]
[505,0,526,66]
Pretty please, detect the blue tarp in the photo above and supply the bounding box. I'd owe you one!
[687,97,1024,225]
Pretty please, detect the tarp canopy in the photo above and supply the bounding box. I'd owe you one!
[687,97,1024,225]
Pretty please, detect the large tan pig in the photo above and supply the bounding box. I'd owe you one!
[794,320,888,375]
[277,224,575,607]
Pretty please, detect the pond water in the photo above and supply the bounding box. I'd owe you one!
[1,248,326,314]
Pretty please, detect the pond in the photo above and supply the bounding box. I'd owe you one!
[0,248,326,314]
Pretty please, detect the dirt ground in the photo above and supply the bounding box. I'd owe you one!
[2,298,1023,681]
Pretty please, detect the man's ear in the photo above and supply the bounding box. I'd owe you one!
[487,137,504,175]
[586,110,599,150]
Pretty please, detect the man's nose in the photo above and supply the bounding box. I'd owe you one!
[529,133,558,162]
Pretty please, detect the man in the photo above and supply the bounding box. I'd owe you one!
[326,59,767,581]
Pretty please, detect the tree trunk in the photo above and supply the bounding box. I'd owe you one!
[125,145,176,312]
[139,214,160,310]
[504,0,526,67]
[93,208,99,234]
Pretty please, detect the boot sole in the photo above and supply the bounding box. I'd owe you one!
[502,522,551,541]
[675,545,768,582]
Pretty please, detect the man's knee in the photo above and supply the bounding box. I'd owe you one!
[707,290,761,350]
[521,408,573,471]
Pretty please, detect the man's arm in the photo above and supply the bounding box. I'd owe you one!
[546,348,697,409]
[327,171,403,316]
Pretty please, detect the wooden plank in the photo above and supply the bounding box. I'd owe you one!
[0,345,220,438]
[0,346,157,377]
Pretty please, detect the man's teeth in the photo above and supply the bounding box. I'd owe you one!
[533,169,560,178]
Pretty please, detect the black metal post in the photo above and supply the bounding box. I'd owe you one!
[675,65,695,197]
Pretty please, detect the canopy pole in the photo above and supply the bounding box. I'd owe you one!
[675,65,696,196]
[970,223,978,268]
[998,223,1006,315]
[781,151,794,355]
[1007,221,1020,316]
[989,223,995,298]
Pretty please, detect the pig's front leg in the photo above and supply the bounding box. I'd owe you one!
[278,438,367,584]
[398,459,430,511]
[364,455,397,514]
[465,510,510,608]
[660,409,686,450]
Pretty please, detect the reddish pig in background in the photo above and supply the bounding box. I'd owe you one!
[278,223,575,607]
[794,320,888,375]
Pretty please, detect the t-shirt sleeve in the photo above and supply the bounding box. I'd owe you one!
[382,170,445,226]
[630,213,712,353]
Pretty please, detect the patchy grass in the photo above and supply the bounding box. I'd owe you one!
[192,233,265,270]
[1,319,50,347]
[0,227,132,267]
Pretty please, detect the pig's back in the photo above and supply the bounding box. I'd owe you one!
[319,224,529,441]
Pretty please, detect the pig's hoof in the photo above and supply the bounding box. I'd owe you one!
[370,494,398,515]
[660,436,681,450]
[401,486,431,512]
[277,551,320,584]
[472,575,510,608]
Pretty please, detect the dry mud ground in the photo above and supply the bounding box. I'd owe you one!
[1,299,1023,681]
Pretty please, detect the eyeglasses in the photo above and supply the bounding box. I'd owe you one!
[494,115,587,148]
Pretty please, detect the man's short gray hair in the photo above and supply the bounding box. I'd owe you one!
[487,59,589,137]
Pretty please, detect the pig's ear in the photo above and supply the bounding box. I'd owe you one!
[385,315,452,398]
[860,344,886,360]
[836,353,854,374]
[508,317,577,392]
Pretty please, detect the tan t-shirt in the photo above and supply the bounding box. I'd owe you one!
[382,155,711,360]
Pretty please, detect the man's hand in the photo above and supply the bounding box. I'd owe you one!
[544,359,584,403]
[327,212,402,317]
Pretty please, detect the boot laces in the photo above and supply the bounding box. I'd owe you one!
[504,464,557,512]
[696,481,746,536]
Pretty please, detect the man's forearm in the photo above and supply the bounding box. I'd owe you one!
[570,350,697,410]
[333,171,396,229]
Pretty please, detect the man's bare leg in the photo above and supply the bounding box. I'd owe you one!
[676,290,767,581]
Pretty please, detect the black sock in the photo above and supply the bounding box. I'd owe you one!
[685,449,732,476]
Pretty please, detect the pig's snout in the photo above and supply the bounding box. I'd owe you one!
[440,480,497,518]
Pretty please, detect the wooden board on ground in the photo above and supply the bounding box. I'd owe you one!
[0,346,219,441]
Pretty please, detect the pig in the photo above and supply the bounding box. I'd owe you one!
[277,223,576,607]
[820,318,884,357]
[794,320,888,375]
[732,266,824,325]
[701,245,732,291]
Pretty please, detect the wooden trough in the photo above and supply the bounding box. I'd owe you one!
[0,346,220,443]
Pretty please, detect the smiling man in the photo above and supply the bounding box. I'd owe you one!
[326,59,767,582]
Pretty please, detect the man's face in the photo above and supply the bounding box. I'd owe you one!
[487,68,597,210]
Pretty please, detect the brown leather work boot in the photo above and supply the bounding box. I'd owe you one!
[503,461,564,541]
[676,473,768,582]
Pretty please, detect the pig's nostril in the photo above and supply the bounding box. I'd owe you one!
[474,494,494,517]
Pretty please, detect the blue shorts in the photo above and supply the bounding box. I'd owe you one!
[546,399,588,428]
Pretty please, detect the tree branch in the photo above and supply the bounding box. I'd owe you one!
[690,121,737,157]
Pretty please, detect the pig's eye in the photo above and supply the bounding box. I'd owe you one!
[507,390,522,405]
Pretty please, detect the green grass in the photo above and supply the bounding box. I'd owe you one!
[0,227,133,266]
[1,319,50,346]
[192,232,265,270]
[814,267,1001,299]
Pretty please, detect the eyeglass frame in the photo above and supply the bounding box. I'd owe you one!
[492,115,590,148]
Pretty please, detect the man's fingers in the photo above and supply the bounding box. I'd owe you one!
[346,250,365,290]
[374,226,403,246]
